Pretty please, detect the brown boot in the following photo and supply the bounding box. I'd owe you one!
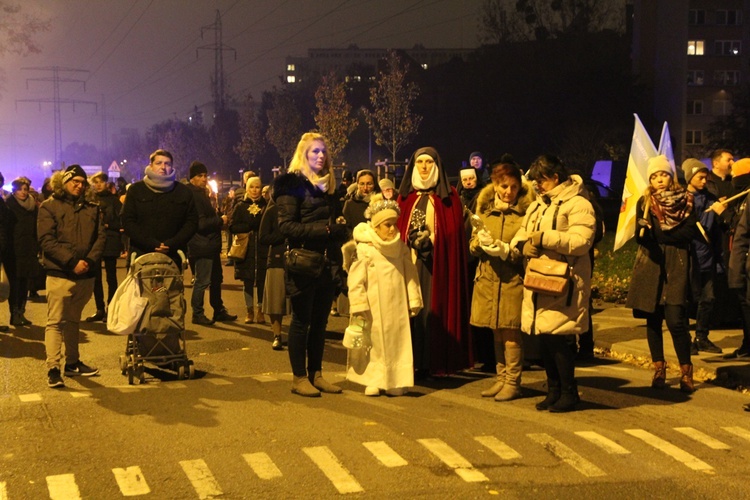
[309,371,342,394]
[481,359,506,397]
[244,307,254,324]
[291,376,321,397]
[255,305,266,325]
[679,364,695,393]
[495,343,523,402]
[651,361,666,389]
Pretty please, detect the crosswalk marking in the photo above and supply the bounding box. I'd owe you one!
[474,435,521,460]
[527,433,607,477]
[70,391,91,398]
[18,393,41,402]
[112,466,151,496]
[722,426,750,442]
[574,431,630,454]
[417,438,489,483]
[250,374,277,382]
[624,429,714,473]
[363,441,408,467]
[205,378,232,386]
[179,459,223,499]
[303,446,364,494]
[164,382,188,389]
[0,481,7,500]
[674,427,730,450]
[46,473,81,500]
[243,452,283,479]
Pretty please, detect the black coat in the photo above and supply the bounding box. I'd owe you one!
[342,196,369,230]
[122,180,198,264]
[186,183,223,259]
[259,201,286,269]
[5,195,40,278]
[94,190,123,258]
[230,197,269,282]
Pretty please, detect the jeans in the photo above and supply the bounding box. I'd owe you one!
[288,277,335,377]
[190,255,224,317]
[45,276,94,369]
[93,256,119,311]
[645,304,692,365]
[695,270,715,339]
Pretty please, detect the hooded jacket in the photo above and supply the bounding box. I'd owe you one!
[186,182,223,259]
[38,171,106,280]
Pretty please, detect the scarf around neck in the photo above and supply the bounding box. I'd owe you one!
[143,166,176,192]
[13,193,36,211]
[650,188,693,231]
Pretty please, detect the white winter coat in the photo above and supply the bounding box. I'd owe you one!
[346,222,423,390]
[515,175,596,335]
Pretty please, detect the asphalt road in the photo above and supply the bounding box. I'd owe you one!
[1,261,750,499]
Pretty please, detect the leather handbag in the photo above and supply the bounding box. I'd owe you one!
[524,257,571,296]
[285,246,326,278]
[228,233,250,260]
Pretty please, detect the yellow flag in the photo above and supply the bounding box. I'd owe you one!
[614,114,657,251]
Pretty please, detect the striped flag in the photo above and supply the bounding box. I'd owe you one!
[657,121,676,175]
[614,114,657,251]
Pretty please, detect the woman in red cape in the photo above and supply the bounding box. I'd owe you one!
[396,147,472,377]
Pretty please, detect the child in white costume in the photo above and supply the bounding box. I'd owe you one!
[346,196,423,396]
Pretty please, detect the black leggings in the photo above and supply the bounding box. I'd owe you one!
[645,304,692,365]
[288,278,336,377]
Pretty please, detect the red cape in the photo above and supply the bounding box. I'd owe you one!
[398,188,472,373]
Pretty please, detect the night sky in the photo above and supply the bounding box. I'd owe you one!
[0,0,480,186]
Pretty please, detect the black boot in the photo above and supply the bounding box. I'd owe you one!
[549,381,580,413]
[536,379,561,410]
[549,338,579,413]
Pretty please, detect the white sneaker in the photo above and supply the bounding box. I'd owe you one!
[365,386,380,396]
[386,387,405,397]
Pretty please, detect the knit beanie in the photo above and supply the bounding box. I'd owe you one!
[189,161,208,179]
[62,164,88,185]
[378,178,394,191]
[681,158,708,184]
[469,151,483,163]
[732,158,750,177]
[647,155,673,180]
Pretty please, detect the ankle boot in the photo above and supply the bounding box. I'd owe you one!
[255,305,266,325]
[652,361,666,389]
[291,376,321,397]
[9,309,19,326]
[481,357,506,397]
[309,371,342,394]
[549,381,580,413]
[536,381,561,411]
[495,343,523,402]
[244,307,254,324]
[680,364,695,393]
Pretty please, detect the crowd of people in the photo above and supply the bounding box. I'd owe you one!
[4,138,750,412]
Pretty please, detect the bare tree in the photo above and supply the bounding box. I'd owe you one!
[234,93,266,171]
[363,51,422,162]
[266,88,302,169]
[314,71,358,162]
[0,1,50,97]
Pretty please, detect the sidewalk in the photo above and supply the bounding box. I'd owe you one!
[592,303,750,387]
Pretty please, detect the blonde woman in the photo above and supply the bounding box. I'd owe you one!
[273,132,349,397]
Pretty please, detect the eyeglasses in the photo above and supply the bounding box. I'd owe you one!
[69,179,86,186]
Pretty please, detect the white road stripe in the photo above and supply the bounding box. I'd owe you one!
[722,426,750,442]
[527,433,606,477]
[674,427,730,450]
[164,382,188,389]
[205,379,232,386]
[474,435,521,460]
[0,481,7,500]
[18,394,41,402]
[417,438,488,483]
[179,459,223,499]
[112,466,151,496]
[574,431,630,454]
[302,446,364,494]
[70,391,91,398]
[363,441,408,467]
[243,452,283,479]
[250,375,277,382]
[46,473,81,500]
[624,429,714,472]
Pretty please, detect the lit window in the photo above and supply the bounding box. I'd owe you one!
[687,70,704,85]
[287,75,296,83]
[686,130,703,145]
[688,40,704,55]
[686,100,703,115]
[353,75,361,82]
[421,63,428,70]
[287,64,295,71]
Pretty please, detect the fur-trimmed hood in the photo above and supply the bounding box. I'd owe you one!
[474,181,533,216]
[272,172,310,201]
[50,170,98,204]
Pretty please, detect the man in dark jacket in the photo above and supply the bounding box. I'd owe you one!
[86,172,122,322]
[38,165,106,388]
[186,161,237,325]
[122,149,198,267]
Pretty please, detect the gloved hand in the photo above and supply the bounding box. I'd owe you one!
[408,227,431,251]
[636,218,650,229]
[409,307,421,317]
[481,240,510,260]
[530,231,543,248]
[523,240,540,258]
[509,234,525,251]
[476,229,494,246]
[328,223,349,242]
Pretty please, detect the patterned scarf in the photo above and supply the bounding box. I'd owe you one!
[650,188,693,231]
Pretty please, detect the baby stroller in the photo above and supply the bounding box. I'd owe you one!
[117,251,194,384]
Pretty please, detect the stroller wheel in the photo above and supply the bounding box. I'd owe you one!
[138,368,146,384]
[119,355,128,372]
[188,363,195,379]
[127,367,134,385]
[178,364,186,380]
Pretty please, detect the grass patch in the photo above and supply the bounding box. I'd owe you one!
[591,231,637,303]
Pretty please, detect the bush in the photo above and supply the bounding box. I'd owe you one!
[591,231,637,303]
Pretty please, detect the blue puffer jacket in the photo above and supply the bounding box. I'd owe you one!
[691,189,723,273]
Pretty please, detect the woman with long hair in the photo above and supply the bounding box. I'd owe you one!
[273,132,349,397]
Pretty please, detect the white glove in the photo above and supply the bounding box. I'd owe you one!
[476,229,494,246]
[509,234,525,251]
[409,307,421,317]
[481,240,510,260]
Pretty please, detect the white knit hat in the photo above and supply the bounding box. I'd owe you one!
[647,155,673,180]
